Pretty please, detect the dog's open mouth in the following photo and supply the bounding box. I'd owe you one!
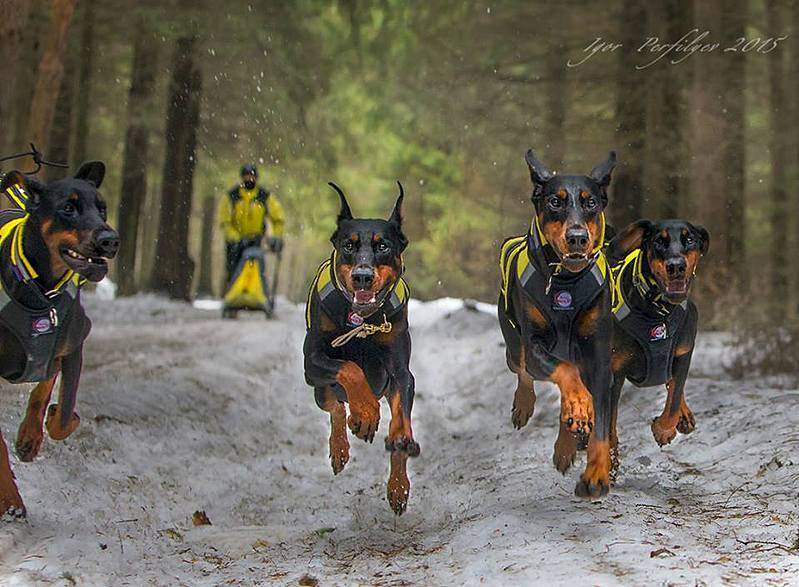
[60,246,110,279]
[561,252,590,271]
[665,278,689,295]
[354,289,377,305]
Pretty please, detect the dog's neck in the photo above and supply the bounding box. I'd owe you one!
[19,219,62,290]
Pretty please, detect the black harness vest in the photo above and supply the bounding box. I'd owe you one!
[0,209,83,383]
[611,249,688,387]
[500,220,609,364]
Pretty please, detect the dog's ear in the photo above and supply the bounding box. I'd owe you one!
[328,182,353,224]
[589,150,617,189]
[388,181,409,252]
[524,149,554,199]
[607,219,652,262]
[74,161,106,188]
[690,223,710,255]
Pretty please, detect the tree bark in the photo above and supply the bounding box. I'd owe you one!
[71,0,95,166]
[116,18,159,297]
[766,1,788,317]
[0,0,33,152]
[150,37,201,301]
[46,36,77,181]
[611,0,646,228]
[721,0,747,292]
[25,0,78,155]
[196,197,216,297]
[9,2,47,154]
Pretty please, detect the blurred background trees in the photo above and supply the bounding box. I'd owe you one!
[0,0,796,328]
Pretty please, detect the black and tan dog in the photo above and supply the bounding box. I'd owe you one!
[304,181,418,515]
[606,219,709,468]
[0,163,118,518]
[499,149,617,497]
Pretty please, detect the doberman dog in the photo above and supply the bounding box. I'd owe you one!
[304,181,418,515]
[606,219,709,470]
[498,149,617,497]
[0,162,119,519]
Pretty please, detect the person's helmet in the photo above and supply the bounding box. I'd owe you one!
[240,164,258,178]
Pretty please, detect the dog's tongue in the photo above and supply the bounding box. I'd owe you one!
[354,290,375,304]
[667,279,687,294]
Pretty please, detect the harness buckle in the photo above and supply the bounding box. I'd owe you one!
[50,307,58,328]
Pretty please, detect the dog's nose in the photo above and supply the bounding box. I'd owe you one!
[351,266,374,289]
[666,258,687,277]
[95,229,120,258]
[565,227,590,250]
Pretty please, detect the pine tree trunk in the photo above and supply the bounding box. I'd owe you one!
[0,0,32,152]
[150,37,201,301]
[766,1,788,317]
[611,0,646,228]
[71,0,95,166]
[196,197,216,297]
[25,0,78,155]
[116,18,158,297]
[9,2,47,153]
[46,37,77,181]
[545,47,566,170]
[722,0,747,292]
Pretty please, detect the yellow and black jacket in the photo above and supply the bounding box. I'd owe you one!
[305,253,409,332]
[0,203,84,383]
[499,214,609,363]
[218,185,285,242]
[609,249,688,387]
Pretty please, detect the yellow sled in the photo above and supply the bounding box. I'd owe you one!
[222,246,273,318]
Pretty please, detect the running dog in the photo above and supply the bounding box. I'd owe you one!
[304,181,417,515]
[499,149,617,497]
[606,219,709,471]
[0,163,118,519]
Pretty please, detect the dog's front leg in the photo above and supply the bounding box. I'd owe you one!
[0,429,25,519]
[45,346,82,441]
[16,365,61,461]
[651,349,693,446]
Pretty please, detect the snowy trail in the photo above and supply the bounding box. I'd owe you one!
[0,294,798,586]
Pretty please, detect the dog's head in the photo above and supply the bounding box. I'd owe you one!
[609,219,710,304]
[328,181,408,317]
[525,149,617,272]
[1,162,119,282]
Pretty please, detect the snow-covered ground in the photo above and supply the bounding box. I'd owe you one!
[1,294,798,586]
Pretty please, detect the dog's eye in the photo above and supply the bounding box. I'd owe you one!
[547,196,563,210]
[62,202,77,216]
[583,197,597,210]
[376,242,390,253]
[343,241,356,253]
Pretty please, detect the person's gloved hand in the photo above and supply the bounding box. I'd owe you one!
[269,237,284,253]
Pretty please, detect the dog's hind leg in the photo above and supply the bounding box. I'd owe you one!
[0,430,25,519]
[315,386,349,475]
[552,420,577,474]
[45,347,82,441]
[15,369,60,462]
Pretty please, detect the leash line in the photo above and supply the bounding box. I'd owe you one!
[331,314,392,348]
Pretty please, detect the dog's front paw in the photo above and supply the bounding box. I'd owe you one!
[385,436,421,457]
[0,492,26,522]
[45,405,80,441]
[560,393,594,447]
[387,453,410,516]
[347,403,379,443]
[552,423,577,474]
[511,389,536,430]
[14,430,43,463]
[329,432,350,475]
[651,415,677,447]
[676,401,696,435]
[575,446,611,499]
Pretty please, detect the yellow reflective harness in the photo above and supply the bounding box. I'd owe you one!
[305,252,409,347]
[0,198,85,383]
[609,248,688,387]
[498,213,609,363]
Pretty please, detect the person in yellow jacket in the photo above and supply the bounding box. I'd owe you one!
[219,164,285,283]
